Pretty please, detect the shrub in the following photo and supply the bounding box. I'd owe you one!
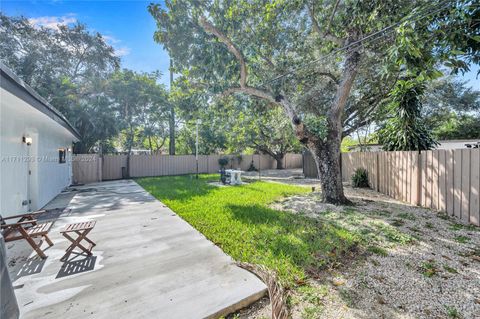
[218,156,229,168]
[247,160,258,171]
[351,168,369,188]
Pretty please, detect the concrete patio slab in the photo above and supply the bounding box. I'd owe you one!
[6,180,266,319]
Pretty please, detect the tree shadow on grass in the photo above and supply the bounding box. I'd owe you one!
[226,203,360,283]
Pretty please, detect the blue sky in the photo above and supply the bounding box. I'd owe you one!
[1,0,479,89]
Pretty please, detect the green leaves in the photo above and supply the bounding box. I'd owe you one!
[107,69,169,152]
[378,78,438,151]
[0,13,121,153]
[303,115,328,140]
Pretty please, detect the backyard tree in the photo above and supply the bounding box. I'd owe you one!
[107,69,168,172]
[149,0,466,204]
[376,0,479,151]
[423,77,480,139]
[0,14,120,152]
[228,100,301,169]
[171,83,301,160]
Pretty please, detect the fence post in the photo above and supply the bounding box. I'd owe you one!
[416,152,422,206]
[98,155,103,182]
[302,151,305,177]
[375,152,380,192]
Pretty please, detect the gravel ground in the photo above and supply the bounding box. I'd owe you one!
[238,172,480,319]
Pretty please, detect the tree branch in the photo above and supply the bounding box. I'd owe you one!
[316,71,339,84]
[198,15,316,144]
[306,2,344,46]
[307,4,322,36]
[330,31,361,121]
[326,0,341,35]
[219,87,277,104]
[199,15,247,87]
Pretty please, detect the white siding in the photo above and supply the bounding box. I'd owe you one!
[0,89,76,217]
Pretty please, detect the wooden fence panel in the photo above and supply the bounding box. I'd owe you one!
[413,152,421,205]
[75,150,479,227]
[461,149,471,222]
[445,150,455,216]
[303,152,319,178]
[72,154,101,184]
[285,154,303,169]
[470,149,480,226]
[323,149,480,227]
[453,150,462,219]
[438,150,446,212]
[102,155,127,180]
[75,153,302,181]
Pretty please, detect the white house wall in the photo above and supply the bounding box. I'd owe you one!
[1,88,76,217]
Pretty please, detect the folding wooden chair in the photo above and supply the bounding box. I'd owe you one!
[0,210,54,259]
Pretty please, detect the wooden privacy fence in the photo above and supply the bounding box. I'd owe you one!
[304,150,480,226]
[73,153,302,184]
[72,154,102,184]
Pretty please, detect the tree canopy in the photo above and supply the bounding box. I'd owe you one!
[1,3,478,188]
[149,0,479,203]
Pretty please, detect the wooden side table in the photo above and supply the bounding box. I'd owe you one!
[60,221,96,262]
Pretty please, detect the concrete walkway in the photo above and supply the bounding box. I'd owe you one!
[6,180,266,319]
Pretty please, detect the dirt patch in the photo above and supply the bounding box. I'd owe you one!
[237,177,480,319]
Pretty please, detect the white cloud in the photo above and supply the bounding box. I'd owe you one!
[114,47,131,57]
[101,35,130,56]
[28,14,77,31]
[28,14,130,57]
[102,35,120,44]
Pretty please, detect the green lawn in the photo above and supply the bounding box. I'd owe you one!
[137,175,360,287]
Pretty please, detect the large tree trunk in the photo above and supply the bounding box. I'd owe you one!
[307,131,349,204]
[275,154,285,169]
[294,39,359,205]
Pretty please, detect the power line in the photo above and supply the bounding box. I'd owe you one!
[264,0,456,85]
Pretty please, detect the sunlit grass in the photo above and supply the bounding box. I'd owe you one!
[137,175,360,287]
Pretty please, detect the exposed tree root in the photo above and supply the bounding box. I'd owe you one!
[236,262,289,319]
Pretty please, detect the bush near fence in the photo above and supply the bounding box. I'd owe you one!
[73,153,303,184]
[304,150,480,226]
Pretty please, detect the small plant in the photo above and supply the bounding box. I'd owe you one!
[408,226,421,233]
[445,305,461,318]
[454,235,470,244]
[301,306,323,319]
[450,223,464,231]
[218,156,229,168]
[235,154,243,166]
[351,168,369,188]
[397,212,416,221]
[370,221,414,244]
[338,288,354,307]
[443,265,458,274]
[449,223,478,232]
[247,160,258,171]
[420,261,438,277]
[367,245,388,257]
